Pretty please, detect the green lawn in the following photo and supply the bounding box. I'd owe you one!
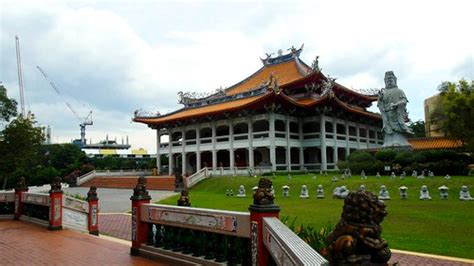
[157,174,474,259]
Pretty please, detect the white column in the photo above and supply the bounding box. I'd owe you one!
[229,119,235,169]
[156,129,161,174]
[366,125,370,149]
[196,125,201,171]
[345,121,350,160]
[298,118,304,170]
[286,115,291,171]
[248,117,254,168]
[269,112,276,171]
[212,122,217,171]
[320,115,327,171]
[181,127,186,175]
[357,124,361,149]
[168,128,173,175]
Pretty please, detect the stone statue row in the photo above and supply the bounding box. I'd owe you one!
[229,184,473,201]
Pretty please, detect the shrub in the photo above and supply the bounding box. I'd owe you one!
[374,149,397,163]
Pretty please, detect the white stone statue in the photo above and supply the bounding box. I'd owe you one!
[344,168,352,178]
[252,186,258,193]
[300,185,309,199]
[417,174,425,180]
[438,185,449,200]
[399,186,408,199]
[272,172,276,179]
[377,71,413,147]
[428,171,434,178]
[312,175,317,180]
[390,172,396,179]
[237,185,246,197]
[316,184,325,198]
[412,170,417,177]
[419,185,432,200]
[459,185,473,201]
[400,171,406,180]
[332,176,338,182]
[376,172,381,179]
[287,173,292,180]
[333,186,349,199]
[379,185,390,200]
[445,174,451,180]
[359,185,366,191]
[282,185,289,197]
[360,170,367,179]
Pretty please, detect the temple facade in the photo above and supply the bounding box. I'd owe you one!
[134,46,383,175]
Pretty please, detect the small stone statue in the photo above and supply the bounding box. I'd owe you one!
[237,185,246,197]
[412,170,417,177]
[49,176,62,193]
[399,186,408,199]
[282,185,289,197]
[272,172,276,179]
[333,186,349,199]
[419,185,432,200]
[400,171,406,180]
[229,189,233,196]
[417,173,425,180]
[377,71,413,147]
[287,173,292,180]
[438,185,449,200]
[340,174,345,180]
[177,189,191,206]
[132,176,151,199]
[360,170,367,179]
[299,185,309,199]
[428,171,435,178]
[316,184,325,198]
[445,174,451,180]
[332,176,338,182]
[326,190,391,265]
[379,185,390,200]
[459,185,473,201]
[226,189,231,197]
[312,175,317,180]
[376,172,381,179]
[359,185,366,191]
[344,168,352,178]
[390,172,396,179]
[252,186,258,193]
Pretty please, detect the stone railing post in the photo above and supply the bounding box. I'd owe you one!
[14,176,28,220]
[248,178,280,266]
[130,176,151,256]
[48,177,63,231]
[87,186,99,235]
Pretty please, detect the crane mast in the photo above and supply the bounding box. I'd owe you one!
[15,35,26,117]
[36,65,93,146]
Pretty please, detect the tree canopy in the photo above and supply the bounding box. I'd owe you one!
[431,79,474,151]
[0,85,18,124]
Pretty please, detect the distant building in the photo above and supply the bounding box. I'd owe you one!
[424,94,444,137]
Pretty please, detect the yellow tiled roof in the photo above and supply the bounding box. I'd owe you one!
[408,137,462,150]
[225,59,309,95]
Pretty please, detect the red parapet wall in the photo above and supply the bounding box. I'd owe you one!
[81,176,175,190]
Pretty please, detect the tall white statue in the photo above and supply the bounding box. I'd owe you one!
[377,71,413,147]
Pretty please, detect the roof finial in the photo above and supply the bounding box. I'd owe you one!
[311,56,320,72]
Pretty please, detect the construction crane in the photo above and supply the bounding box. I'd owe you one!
[36,66,93,146]
[15,35,26,117]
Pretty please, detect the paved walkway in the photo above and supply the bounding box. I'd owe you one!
[0,220,172,265]
[98,213,474,265]
[63,187,177,213]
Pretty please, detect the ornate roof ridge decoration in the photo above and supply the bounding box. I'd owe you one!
[177,87,226,105]
[134,109,160,119]
[260,44,304,66]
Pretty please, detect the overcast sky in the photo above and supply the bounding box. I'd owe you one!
[1,0,473,153]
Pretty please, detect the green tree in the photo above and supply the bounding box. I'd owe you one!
[0,85,18,124]
[431,79,474,151]
[0,116,44,188]
[407,120,426,138]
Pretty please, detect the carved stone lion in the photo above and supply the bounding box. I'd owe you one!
[326,190,391,265]
[253,178,275,205]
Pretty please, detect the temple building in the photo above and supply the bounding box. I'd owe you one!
[134,46,383,175]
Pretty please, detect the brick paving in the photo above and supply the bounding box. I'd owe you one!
[0,220,172,265]
[98,213,474,265]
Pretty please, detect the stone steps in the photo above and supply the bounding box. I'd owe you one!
[81,176,175,191]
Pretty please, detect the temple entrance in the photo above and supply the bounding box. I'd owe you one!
[217,150,230,167]
[234,148,248,167]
